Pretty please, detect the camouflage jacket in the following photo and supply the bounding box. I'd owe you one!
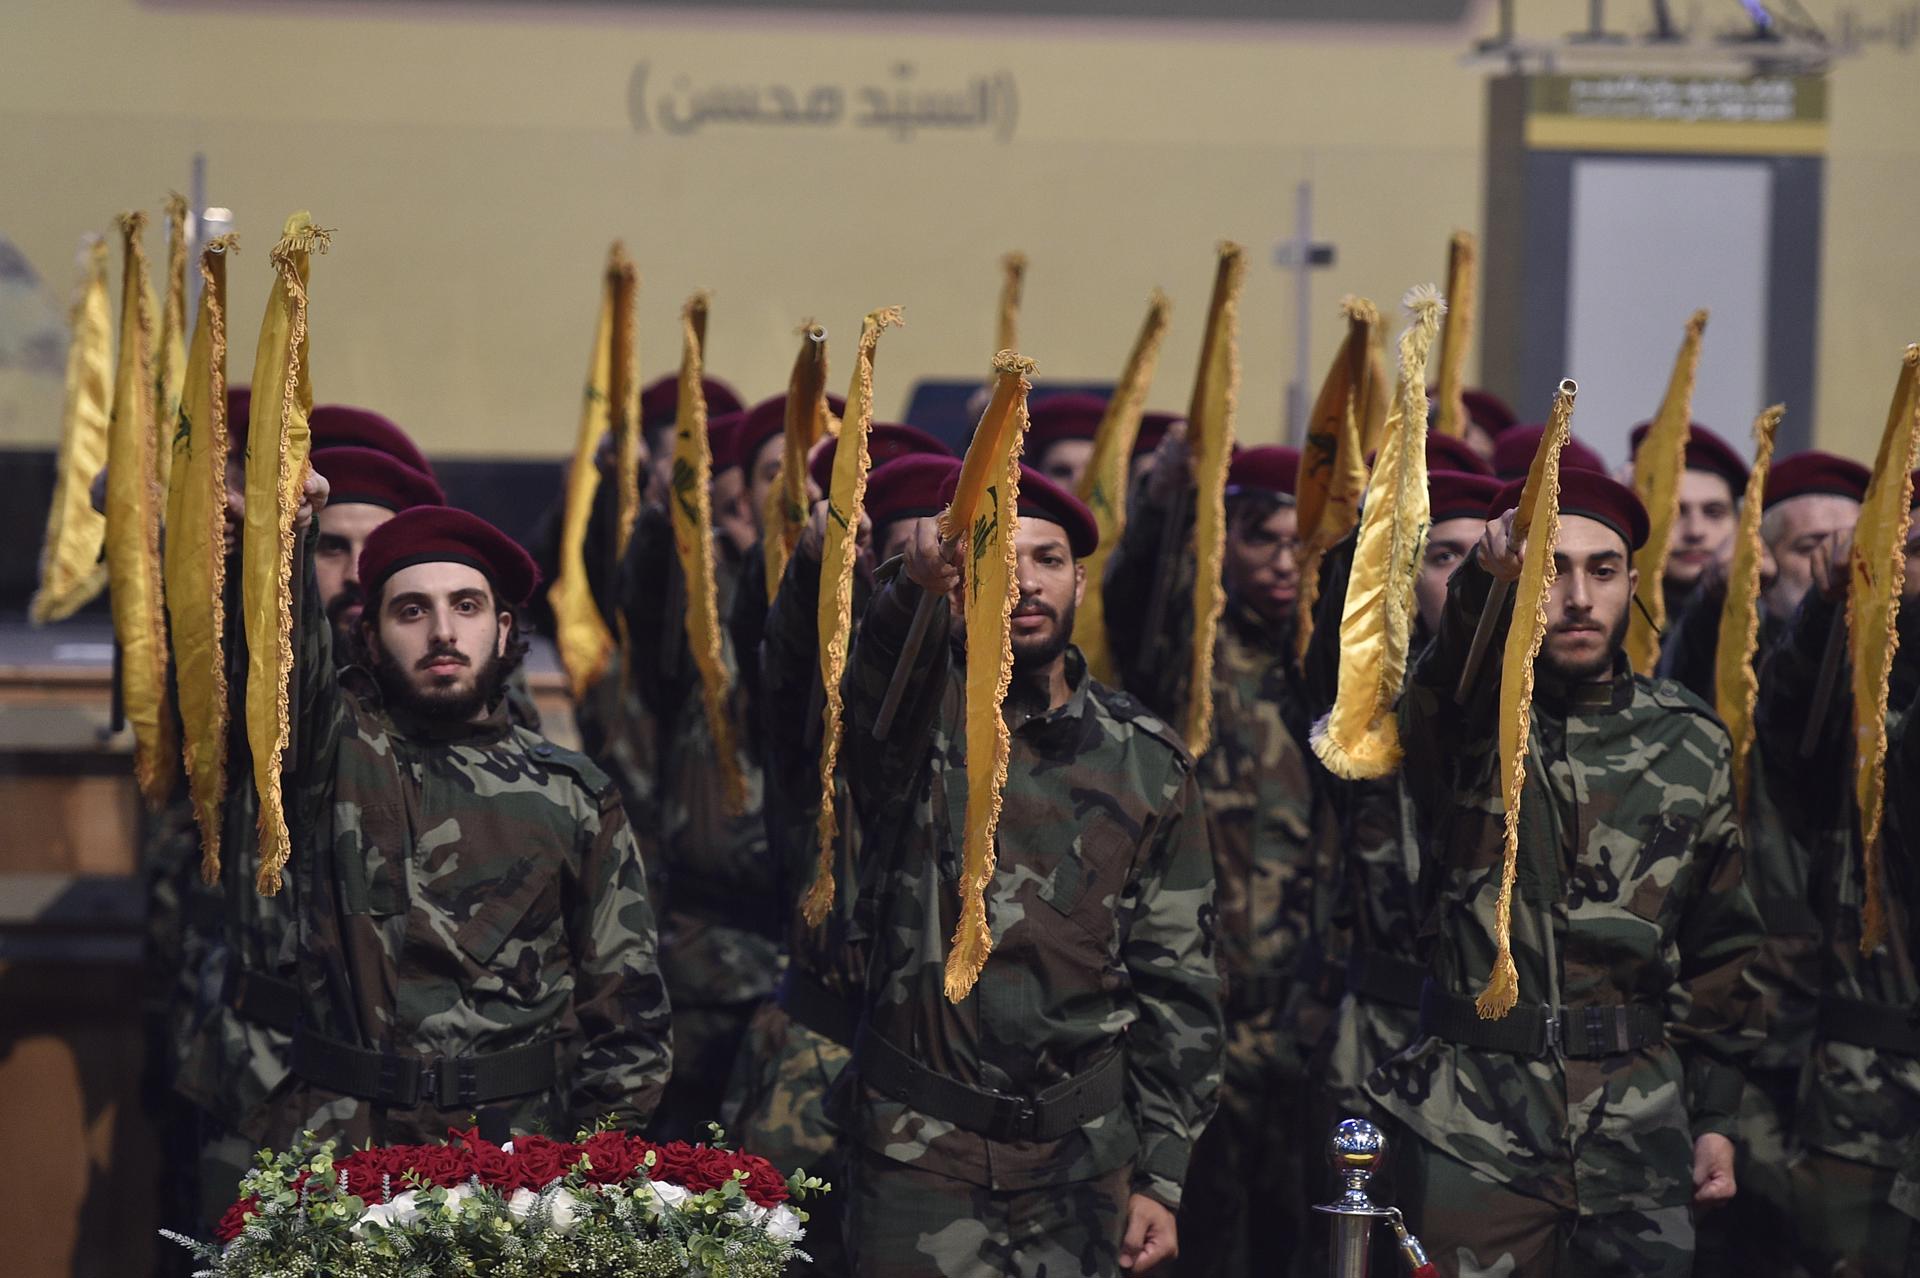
[844,565,1224,1208]
[1103,489,1321,1018]
[282,546,671,1145]
[621,506,781,1008]
[1370,559,1763,1216]
[1758,590,1920,1169]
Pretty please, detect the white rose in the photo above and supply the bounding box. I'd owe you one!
[351,1190,421,1238]
[506,1184,582,1235]
[764,1205,805,1243]
[645,1180,692,1211]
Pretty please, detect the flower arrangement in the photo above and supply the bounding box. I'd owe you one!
[164,1125,826,1277]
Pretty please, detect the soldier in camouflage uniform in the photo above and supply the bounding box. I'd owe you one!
[619,409,784,1143]
[1757,511,1920,1278]
[1105,440,1322,1276]
[1370,469,1763,1276]
[274,497,671,1146]
[841,466,1222,1278]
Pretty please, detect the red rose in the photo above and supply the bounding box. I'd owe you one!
[214,1197,259,1244]
[412,1145,470,1188]
[680,1147,735,1193]
[738,1159,789,1208]
[463,1140,515,1188]
[511,1134,579,1189]
[335,1150,385,1202]
[649,1141,701,1186]
[579,1131,644,1186]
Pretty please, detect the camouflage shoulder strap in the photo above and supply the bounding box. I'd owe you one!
[1087,678,1195,774]
[1643,675,1734,742]
[510,726,617,801]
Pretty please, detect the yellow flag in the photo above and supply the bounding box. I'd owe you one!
[764,322,832,600]
[1184,242,1246,756]
[1295,296,1388,663]
[607,249,642,557]
[942,350,1034,1002]
[549,246,625,699]
[1479,379,1576,1020]
[669,291,747,814]
[1073,290,1171,685]
[804,307,904,926]
[1626,310,1710,675]
[1431,231,1476,439]
[30,237,114,624]
[995,251,1027,356]
[244,213,329,895]
[165,237,236,882]
[1712,404,1783,820]
[1309,288,1444,780]
[155,193,190,500]
[1851,344,1920,953]
[105,212,179,809]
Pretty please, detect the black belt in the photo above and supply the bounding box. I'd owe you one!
[1818,996,1920,1057]
[856,1028,1126,1144]
[291,1029,558,1109]
[1419,982,1666,1059]
[227,969,300,1034]
[777,967,857,1050]
[1346,951,1427,1011]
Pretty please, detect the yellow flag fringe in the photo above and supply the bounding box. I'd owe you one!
[31,237,114,624]
[1851,344,1920,952]
[943,350,1035,1001]
[995,252,1027,357]
[156,193,190,499]
[1713,404,1783,820]
[1185,242,1247,757]
[549,247,625,699]
[1627,309,1710,675]
[167,237,235,882]
[1295,296,1383,665]
[1309,287,1444,779]
[765,322,831,602]
[1074,290,1171,685]
[607,248,642,558]
[106,211,179,809]
[246,214,330,895]
[1479,379,1575,1019]
[670,292,748,814]
[805,307,903,926]
[1432,231,1476,439]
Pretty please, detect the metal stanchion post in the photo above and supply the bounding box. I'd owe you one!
[1313,1118,1393,1278]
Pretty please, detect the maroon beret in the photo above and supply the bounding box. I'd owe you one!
[1764,451,1871,509]
[358,506,540,608]
[308,406,435,479]
[808,422,952,494]
[1489,468,1649,551]
[640,374,744,433]
[707,410,745,474]
[1463,388,1519,438]
[1492,426,1608,482]
[1627,420,1749,492]
[1429,469,1503,525]
[226,385,251,441]
[311,447,444,513]
[1027,393,1108,456]
[935,463,1099,558]
[1227,446,1300,498]
[1133,412,1184,459]
[867,454,963,535]
[1428,432,1493,477]
[735,393,852,478]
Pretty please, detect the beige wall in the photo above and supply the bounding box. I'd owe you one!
[1,0,1913,460]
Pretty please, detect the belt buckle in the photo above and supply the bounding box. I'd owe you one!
[1541,1004,1563,1058]
[418,1059,441,1109]
[1586,1005,1616,1055]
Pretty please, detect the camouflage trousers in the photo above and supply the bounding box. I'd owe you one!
[1694,1068,1803,1278]
[724,1001,852,1276]
[1791,1148,1917,1278]
[1174,1011,1313,1278]
[648,1001,762,1144]
[1405,1140,1694,1278]
[845,1146,1131,1278]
